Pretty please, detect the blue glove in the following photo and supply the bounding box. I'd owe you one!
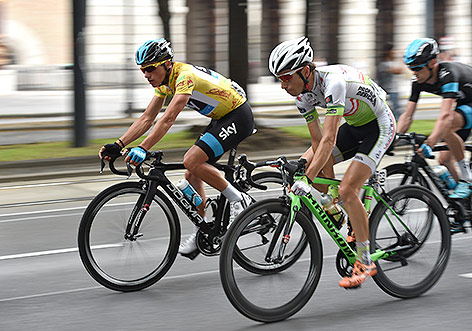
[128,146,147,164]
[420,143,433,158]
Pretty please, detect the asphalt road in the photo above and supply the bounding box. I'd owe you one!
[1,156,472,331]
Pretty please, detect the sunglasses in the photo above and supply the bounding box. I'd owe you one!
[140,60,168,73]
[409,62,429,72]
[276,67,303,82]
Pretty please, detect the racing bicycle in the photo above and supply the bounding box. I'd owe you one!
[384,132,472,234]
[219,156,451,323]
[77,147,289,292]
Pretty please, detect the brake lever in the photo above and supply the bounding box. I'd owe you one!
[126,162,133,178]
[100,158,105,174]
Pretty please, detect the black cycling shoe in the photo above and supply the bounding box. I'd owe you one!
[450,220,467,235]
[180,249,200,260]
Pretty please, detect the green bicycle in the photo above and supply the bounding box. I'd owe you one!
[219,157,451,323]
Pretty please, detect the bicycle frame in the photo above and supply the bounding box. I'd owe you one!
[284,175,410,265]
[131,149,241,243]
[388,133,472,222]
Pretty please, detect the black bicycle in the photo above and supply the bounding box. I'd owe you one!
[77,147,291,292]
[384,132,472,234]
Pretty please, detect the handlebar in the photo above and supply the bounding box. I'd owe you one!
[389,132,435,159]
[100,149,167,179]
[237,154,308,187]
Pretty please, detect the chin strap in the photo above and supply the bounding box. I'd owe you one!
[159,64,172,86]
[426,66,434,82]
[297,67,314,94]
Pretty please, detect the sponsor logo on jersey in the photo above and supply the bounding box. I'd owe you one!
[219,122,237,140]
[326,108,338,115]
[325,95,333,104]
[176,75,194,89]
[206,88,231,100]
[439,68,450,79]
[355,86,376,106]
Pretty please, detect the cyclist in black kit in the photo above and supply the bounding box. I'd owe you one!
[397,38,472,200]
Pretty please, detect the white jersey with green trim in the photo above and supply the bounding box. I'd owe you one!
[296,64,388,127]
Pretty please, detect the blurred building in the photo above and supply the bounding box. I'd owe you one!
[0,0,471,92]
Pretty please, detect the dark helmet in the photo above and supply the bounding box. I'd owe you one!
[135,38,174,66]
[403,38,439,69]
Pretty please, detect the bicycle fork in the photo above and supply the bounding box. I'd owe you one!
[124,181,158,241]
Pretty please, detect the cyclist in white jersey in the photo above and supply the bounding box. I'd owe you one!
[269,37,396,288]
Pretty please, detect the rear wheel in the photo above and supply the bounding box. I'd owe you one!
[370,185,450,298]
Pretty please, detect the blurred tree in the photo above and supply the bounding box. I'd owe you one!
[261,0,279,77]
[433,0,446,41]
[186,0,216,68]
[157,0,171,40]
[306,0,339,65]
[229,0,248,93]
[375,0,394,69]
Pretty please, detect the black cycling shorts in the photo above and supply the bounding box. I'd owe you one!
[195,101,254,162]
[332,107,396,174]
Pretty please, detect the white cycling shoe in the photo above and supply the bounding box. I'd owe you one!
[229,193,252,223]
[178,233,197,255]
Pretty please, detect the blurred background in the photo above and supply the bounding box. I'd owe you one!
[0,0,471,147]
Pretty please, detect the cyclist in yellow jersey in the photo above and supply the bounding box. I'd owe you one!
[99,38,254,258]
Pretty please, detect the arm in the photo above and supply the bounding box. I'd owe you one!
[305,115,343,181]
[425,98,456,147]
[119,95,165,146]
[396,101,417,133]
[138,93,191,150]
[99,95,164,160]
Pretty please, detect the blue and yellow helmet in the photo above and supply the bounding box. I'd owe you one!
[135,38,174,66]
[403,38,439,70]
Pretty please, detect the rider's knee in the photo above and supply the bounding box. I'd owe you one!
[338,183,359,205]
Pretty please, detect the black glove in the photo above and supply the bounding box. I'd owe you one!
[102,142,122,158]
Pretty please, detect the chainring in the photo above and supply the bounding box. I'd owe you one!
[196,230,222,256]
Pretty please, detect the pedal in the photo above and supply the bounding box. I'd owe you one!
[180,249,200,260]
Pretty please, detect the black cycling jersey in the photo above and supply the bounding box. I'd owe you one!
[409,62,472,106]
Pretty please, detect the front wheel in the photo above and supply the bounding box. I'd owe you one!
[219,198,323,323]
[78,181,180,292]
[234,171,310,274]
[370,185,450,298]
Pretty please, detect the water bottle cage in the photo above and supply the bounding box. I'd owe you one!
[326,210,345,230]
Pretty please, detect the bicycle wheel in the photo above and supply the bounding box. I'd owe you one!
[384,163,434,244]
[370,185,450,298]
[233,171,309,274]
[78,181,180,292]
[384,163,431,191]
[220,198,323,323]
[247,171,284,199]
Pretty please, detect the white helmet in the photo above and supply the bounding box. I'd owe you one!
[269,36,314,76]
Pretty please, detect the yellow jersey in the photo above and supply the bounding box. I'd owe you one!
[154,62,247,119]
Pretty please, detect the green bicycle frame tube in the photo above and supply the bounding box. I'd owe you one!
[291,175,392,263]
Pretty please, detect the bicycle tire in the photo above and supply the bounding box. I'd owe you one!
[234,171,309,275]
[384,163,431,191]
[383,163,435,250]
[78,181,180,292]
[370,185,450,298]
[220,198,323,323]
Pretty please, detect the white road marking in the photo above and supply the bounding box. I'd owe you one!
[459,273,472,279]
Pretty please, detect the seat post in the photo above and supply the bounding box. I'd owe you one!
[227,147,238,166]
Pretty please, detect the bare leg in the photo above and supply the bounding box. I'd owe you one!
[338,161,372,242]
